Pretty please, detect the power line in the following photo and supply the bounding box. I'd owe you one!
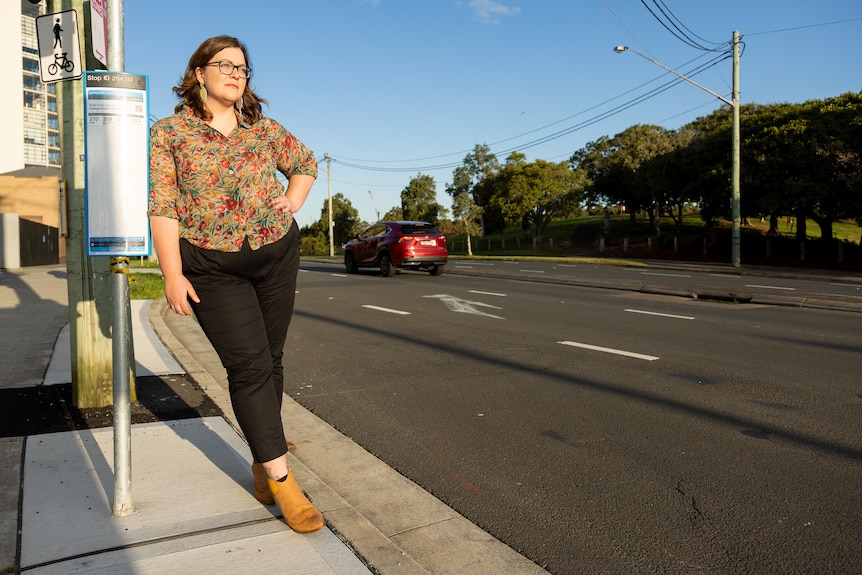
[640,0,726,52]
[746,16,862,37]
[652,0,724,47]
[329,51,731,174]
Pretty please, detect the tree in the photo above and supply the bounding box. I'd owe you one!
[572,126,675,234]
[647,126,697,229]
[783,93,862,243]
[453,144,501,235]
[615,125,677,234]
[451,191,482,256]
[401,173,445,224]
[382,206,404,221]
[316,193,363,247]
[571,136,622,212]
[670,108,736,227]
[446,165,483,255]
[493,159,585,241]
[735,93,862,243]
[299,221,328,255]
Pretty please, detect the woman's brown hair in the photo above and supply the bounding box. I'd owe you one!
[173,35,267,124]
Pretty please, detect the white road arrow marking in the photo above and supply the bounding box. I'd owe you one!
[424,294,505,320]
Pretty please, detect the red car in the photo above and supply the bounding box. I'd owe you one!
[343,221,448,277]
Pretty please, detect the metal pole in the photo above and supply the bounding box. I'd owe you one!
[107,0,123,71]
[111,258,134,516]
[731,30,741,267]
[107,0,133,517]
[326,153,334,256]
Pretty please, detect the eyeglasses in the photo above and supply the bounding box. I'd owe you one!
[204,60,252,80]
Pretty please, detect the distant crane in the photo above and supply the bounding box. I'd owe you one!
[368,190,380,222]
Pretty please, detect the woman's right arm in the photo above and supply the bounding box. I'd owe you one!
[149,121,200,316]
[149,215,199,316]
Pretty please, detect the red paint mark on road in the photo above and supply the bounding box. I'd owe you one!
[436,437,483,495]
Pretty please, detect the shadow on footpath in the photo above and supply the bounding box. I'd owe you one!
[0,374,223,438]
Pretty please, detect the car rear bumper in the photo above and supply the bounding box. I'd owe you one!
[399,256,447,267]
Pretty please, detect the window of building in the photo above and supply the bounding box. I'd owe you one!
[23,73,43,91]
[24,145,47,165]
[22,1,43,18]
[21,15,38,48]
[23,109,46,128]
[24,127,45,145]
[24,91,46,110]
[23,56,39,73]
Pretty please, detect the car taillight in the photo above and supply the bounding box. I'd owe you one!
[398,234,444,244]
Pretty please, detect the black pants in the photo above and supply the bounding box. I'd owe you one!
[180,225,300,463]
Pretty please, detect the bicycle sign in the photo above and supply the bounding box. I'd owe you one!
[36,10,83,83]
[48,52,75,76]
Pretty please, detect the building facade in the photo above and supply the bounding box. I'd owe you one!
[1,1,64,266]
[2,0,62,174]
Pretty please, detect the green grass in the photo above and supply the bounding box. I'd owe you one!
[128,257,161,269]
[128,273,164,300]
[444,213,860,257]
[749,217,861,243]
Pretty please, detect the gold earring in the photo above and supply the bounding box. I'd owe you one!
[199,82,207,104]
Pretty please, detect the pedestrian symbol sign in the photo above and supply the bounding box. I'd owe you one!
[36,10,83,83]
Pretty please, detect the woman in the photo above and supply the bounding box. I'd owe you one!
[149,35,323,534]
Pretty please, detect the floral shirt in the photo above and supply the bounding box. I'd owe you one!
[149,106,317,252]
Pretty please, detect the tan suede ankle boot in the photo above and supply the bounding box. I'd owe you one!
[252,463,274,505]
[267,470,325,534]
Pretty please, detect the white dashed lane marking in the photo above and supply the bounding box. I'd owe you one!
[557,340,659,361]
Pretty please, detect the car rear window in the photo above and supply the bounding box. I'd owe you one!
[400,224,441,235]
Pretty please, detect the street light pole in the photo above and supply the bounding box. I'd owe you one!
[614,32,741,267]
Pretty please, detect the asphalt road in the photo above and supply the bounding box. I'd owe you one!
[287,262,861,575]
[446,258,862,308]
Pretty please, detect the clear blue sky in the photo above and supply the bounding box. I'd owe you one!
[125,0,862,229]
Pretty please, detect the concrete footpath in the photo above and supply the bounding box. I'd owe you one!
[0,265,549,575]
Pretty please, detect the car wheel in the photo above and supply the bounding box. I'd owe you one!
[345,251,358,273]
[429,265,444,276]
[379,252,396,277]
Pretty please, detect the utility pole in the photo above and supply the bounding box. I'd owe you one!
[730,30,741,267]
[326,153,334,256]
